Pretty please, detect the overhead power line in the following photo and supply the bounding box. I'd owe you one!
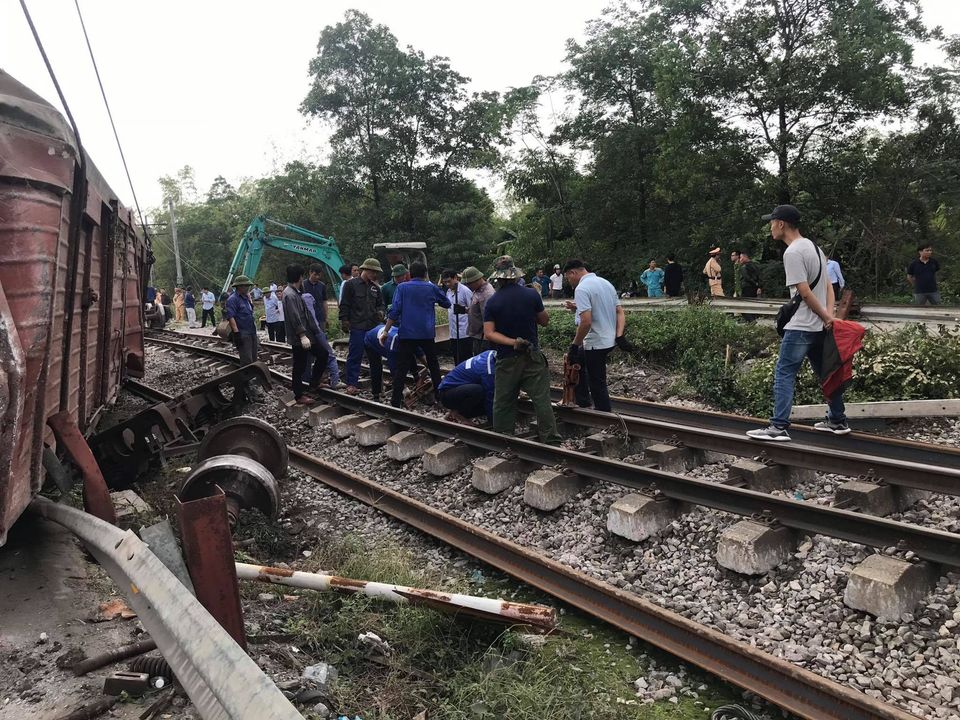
[72,0,151,248]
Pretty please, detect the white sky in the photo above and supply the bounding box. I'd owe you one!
[3,0,958,216]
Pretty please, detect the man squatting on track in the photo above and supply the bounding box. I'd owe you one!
[437,350,496,423]
[747,205,850,442]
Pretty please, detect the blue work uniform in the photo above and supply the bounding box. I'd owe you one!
[437,351,496,419]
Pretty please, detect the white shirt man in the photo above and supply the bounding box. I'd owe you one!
[549,266,564,298]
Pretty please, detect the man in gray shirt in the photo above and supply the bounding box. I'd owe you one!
[747,205,849,442]
[563,259,627,412]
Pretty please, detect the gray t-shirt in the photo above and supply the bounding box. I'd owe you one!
[574,273,620,349]
[783,237,827,332]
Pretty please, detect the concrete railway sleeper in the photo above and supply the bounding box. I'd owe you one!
[143,337,960,567]
[123,374,922,720]
[145,331,960,496]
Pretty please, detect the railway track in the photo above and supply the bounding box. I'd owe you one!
[145,330,960,497]
[132,356,930,720]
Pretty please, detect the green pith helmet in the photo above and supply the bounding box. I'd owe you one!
[391,264,408,278]
[461,266,484,284]
[359,258,383,272]
[490,255,524,280]
[231,274,253,287]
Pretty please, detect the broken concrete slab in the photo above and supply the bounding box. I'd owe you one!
[308,404,345,427]
[111,490,152,529]
[330,413,368,440]
[354,419,396,448]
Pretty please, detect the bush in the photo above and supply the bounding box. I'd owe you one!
[735,323,960,416]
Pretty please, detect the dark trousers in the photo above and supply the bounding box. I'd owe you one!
[346,328,383,396]
[832,282,842,300]
[291,338,330,399]
[450,337,472,365]
[267,321,286,342]
[574,347,613,412]
[438,384,485,418]
[392,338,441,408]
[201,308,215,327]
[472,338,491,356]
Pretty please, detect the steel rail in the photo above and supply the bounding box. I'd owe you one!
[147,330,960,473]
[124,378,177,404]
[143,336,960,566]
[125,371,920,720]
[29,497,302,720]
[309,389,960,568]
[287,449,918,720]
[543,403,960,495]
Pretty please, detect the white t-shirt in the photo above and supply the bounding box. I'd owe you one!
[783,237,827,332]
[574,273,619,349]
[201,291,216,310]
[446,283,473,338]
[550,272,563,290]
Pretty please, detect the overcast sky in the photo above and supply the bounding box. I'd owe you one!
[3,0,958,217]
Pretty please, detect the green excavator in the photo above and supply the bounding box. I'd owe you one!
[220,216,346,297]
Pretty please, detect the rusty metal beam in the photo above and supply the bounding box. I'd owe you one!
[177,487,246,649]
[46,411,116,524]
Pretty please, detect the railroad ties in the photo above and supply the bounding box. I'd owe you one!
[146,330,960,622]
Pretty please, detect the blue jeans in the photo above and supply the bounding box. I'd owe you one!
[771,330,846,429]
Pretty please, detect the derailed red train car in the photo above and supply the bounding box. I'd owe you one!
[0,70,149,544]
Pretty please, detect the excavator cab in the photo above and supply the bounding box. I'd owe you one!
[373,242,428,276]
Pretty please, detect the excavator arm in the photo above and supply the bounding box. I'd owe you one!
[221,216,346,297]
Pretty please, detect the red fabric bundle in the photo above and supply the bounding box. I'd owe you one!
[818,319,866,399]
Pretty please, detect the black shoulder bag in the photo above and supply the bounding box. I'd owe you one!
[775,241,823,337]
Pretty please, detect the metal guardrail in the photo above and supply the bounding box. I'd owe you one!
[30,497,302,720]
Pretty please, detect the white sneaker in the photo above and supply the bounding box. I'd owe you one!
[746,425,791,442]
[814,419,851,435]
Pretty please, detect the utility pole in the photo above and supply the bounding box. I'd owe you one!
[168,198,184,286]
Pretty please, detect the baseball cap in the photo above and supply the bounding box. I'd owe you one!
[761,204,801,224]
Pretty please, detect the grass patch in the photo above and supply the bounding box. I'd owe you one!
[277,535,748,719]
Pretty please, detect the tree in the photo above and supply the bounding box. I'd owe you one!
[687,0,928,202]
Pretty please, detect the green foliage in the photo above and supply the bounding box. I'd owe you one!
[736,323,960,416]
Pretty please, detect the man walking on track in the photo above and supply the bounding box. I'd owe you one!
[224,275,258,366]
[200,287,216,327]
[283,264,330,403]
[184,286,198,328]
[563,259,626,413]
[380,261,449,408]
[747,205,849,442]
[483,256,561,445]
[340,258,385,397]
[703,248,724,297]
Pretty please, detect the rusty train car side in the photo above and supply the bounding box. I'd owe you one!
[0,70,148,544]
